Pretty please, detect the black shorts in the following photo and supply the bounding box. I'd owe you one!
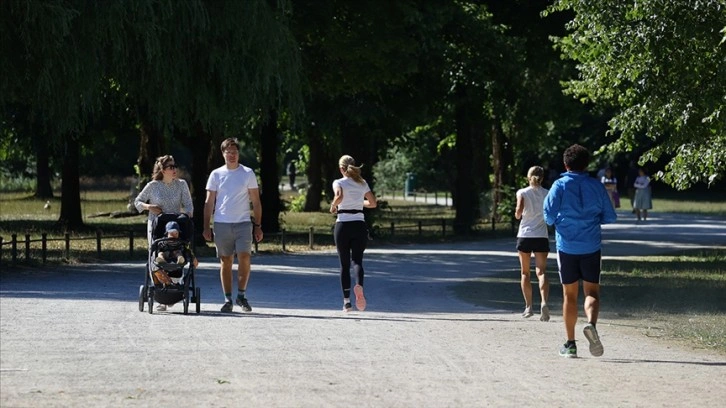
[516,238,550,253]
[557,250,602,285]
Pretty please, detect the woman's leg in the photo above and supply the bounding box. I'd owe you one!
[534,251,550,321]
[349,222,368,287]
[534,251,550,305]
[334,222,352,299]
[518,251,533,311]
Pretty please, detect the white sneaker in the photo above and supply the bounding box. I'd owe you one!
[156,304,167,312]
[522,306,534,318]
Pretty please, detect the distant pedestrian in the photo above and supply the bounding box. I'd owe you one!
[625,161,640,212]
[544,144,617,358]
[633,168,652,222]
[330,155,377,312]
[514,166,550,321]
[600,168,620,209]
[287,160,297,190]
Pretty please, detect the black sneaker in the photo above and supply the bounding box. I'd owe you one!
[220,301,233,313]
[343,302,352,312]
[559,341,577,358]
[236,297,252,312]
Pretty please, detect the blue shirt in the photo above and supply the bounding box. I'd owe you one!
[543,171,617,254]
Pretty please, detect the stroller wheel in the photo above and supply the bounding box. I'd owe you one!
[182,278,190,315]
[148,288,154,314]
[138,285,146,312]
[195,287,201,314]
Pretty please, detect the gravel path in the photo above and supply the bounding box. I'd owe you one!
[1,212,725,407]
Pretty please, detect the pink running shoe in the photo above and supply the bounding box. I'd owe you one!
[353,284,366,311]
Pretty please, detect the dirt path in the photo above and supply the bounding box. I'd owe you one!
[1,212,725,407]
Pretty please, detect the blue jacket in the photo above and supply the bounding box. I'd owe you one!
[543,171,617,254]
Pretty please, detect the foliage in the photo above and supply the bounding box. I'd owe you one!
[287,191,307,212]
[547,0,726,189]
[372,120,454,194]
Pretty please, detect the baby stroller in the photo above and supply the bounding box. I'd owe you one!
[138,213,201,314]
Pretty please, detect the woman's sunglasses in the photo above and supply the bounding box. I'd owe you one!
[164,165,177,170]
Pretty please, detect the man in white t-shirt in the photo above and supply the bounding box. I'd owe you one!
[203,138,264,313]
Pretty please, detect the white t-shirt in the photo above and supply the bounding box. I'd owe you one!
[205,164,259,223]
[516,186,549,238]
[332,177,370,222]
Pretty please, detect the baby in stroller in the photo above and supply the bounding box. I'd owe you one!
[151,216,197,286]
[155,221,186,266]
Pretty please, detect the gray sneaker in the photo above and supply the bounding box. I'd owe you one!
[583,323,604,357]
[522,306,534,318]
[540,304,550,322]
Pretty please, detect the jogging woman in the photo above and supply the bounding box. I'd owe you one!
[329,155,377,312]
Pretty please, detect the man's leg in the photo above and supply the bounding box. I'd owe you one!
[234,251,252,311]
[219,255,235,312]
[581,251,604,357]
[562,282,579,341]
[582,281,604,356]
[518,251,533,317]
[237,252,251,291]
[582,281,600,325]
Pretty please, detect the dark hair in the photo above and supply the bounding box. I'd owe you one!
[563,144,590,172]
[220,138,240,152]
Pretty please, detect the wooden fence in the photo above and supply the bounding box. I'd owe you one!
[0,217,516,267]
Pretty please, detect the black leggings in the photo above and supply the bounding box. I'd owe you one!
[334,221,368,298]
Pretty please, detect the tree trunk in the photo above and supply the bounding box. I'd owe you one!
[259,109,281,232]
[34,130,53,199]
[58,135,83,231]
[136,105,163,189]
[339,121,375,186]
[184,122,213,246]
[490,119,513,221]
[453,89,481,234]
[304,125,323,212]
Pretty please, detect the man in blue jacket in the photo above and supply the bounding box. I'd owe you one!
[544,144,617,358]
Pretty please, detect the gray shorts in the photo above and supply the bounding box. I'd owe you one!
[213,222,253,257]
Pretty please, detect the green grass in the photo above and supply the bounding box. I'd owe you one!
[652,197,726,216]
[452,248,726,354]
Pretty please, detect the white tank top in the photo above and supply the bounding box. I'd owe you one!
[516,186,549,238]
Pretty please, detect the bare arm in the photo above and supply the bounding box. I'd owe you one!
[515,194,524,220]
[363,191,377,208]
[249,188,263,242]
[329,186,343,213]
[202,190,216,241]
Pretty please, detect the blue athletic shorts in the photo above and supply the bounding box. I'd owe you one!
[556,250,602,285]
[213,222,253,257]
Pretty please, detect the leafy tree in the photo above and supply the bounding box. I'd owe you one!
[548,0,726,189]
